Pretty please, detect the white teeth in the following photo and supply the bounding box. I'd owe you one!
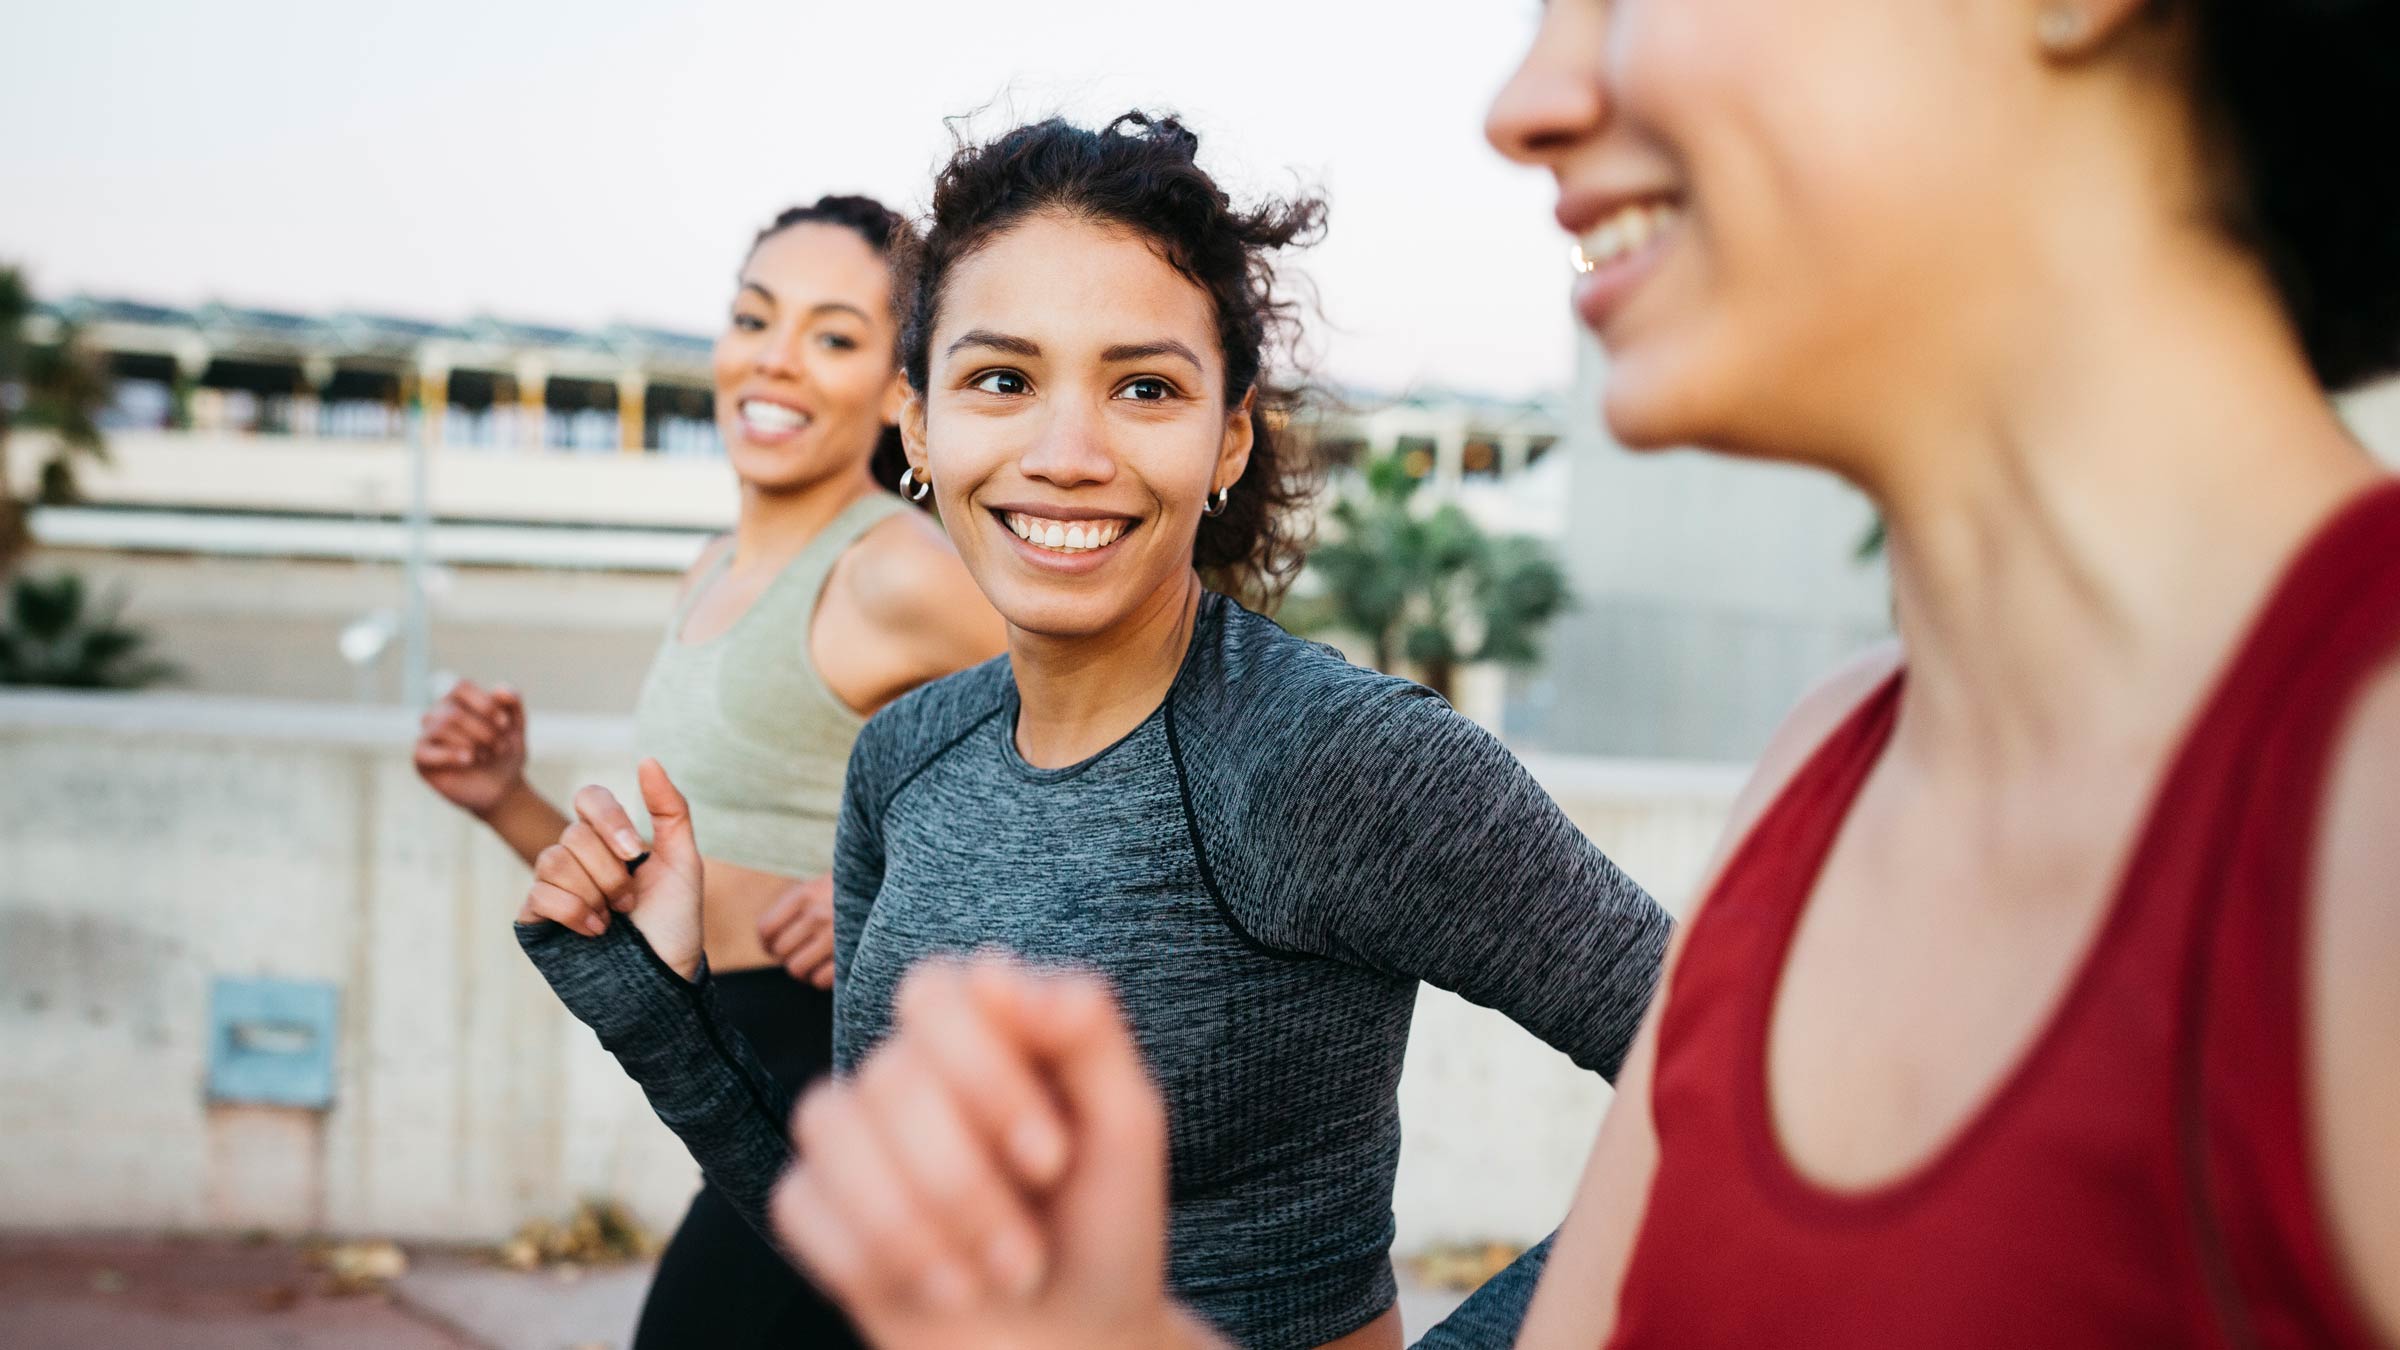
[1003,512,1130,554]
[1572,201,1682,275]
[739,400,808,431]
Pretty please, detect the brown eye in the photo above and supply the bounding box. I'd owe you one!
[1116,377,1174,402]
[970,370,1030,395]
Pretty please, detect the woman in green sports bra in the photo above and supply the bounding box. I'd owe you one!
[411,195,1005,1350]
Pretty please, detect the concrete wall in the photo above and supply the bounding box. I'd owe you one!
[0,690,1736,1255]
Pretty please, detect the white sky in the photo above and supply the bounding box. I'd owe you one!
[3,0,1577,398]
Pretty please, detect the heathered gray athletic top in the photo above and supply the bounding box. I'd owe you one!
[519,591,1670,1348]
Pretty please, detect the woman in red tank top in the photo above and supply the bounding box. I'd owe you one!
[1473,1,2400,1347]
[612,4,2400,1349]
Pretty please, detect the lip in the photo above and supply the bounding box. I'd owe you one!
[983,500,1139,523]
[1554,184,1680,238]
[1556,185,1685,337]
[730,391,815,446]
[987,505,1141,575]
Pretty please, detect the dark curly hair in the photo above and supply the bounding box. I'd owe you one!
[2186,0,2400,391]
[898,112,1327,608]
[749,194,925,504]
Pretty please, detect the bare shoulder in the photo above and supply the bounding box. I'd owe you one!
[836,511,1006,659]
[842,509,963,607]
[2311,651,2400,1343]
[675,533,735,600]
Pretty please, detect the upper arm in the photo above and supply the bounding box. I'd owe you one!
[1517,930,1677,1348]
[2312,657,2400,1343]
[1267,689,1672,1079]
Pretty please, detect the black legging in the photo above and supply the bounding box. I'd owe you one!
[631,968,861,1350]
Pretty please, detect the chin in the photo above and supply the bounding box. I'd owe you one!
[726,446,837,494]
[1595,332,1765,459]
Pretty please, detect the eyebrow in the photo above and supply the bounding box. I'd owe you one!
[1101,339,1203,371]
[738,281,871,322]
[945,329,1043,359]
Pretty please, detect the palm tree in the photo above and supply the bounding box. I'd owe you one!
[1295,450,1570,704]
[0,571,176,689]
[1,266,114,571]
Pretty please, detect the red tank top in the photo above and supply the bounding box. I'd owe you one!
[1610,480,2400,1349]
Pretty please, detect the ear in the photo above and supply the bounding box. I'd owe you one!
[898,389,930,474]
[1213,388,1257,497]
[2033,0,2152,59]
[879,371,910,429]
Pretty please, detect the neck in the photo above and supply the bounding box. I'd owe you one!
[729,465,879,567]
[1861,228,2380,781]
[1010,572,1206,769]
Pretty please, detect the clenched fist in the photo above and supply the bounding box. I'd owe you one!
[413,679,527,818]
[516,759,708,981]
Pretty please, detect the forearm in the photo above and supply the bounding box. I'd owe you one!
[1409,1236,1552,1350]
[515,918,798,1244]
[480,779,569,868]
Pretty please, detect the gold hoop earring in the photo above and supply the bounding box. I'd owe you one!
[897,465,931,502]
[2036,4,2088,52]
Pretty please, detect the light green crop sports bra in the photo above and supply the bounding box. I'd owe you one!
[633,491,911,880]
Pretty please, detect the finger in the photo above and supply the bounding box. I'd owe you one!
[453,680,512,731]
[807,958,835,991]
[571,784,649,864]
[785,923,834,980]
[490,684,525,725]
[532,843,612,922]
[757,885,811,940]
[417,723,488,760]
[559,821,633,909]
[893,962,1073,1190]
[431,699,505,749]
[761,914,808,965]
[793,1080,982,1309]
[775,1161,867,1305]
[519,879,607,936]
[855,1036,1048,1298]
[635,759,697,862]
[981,968,1169,1278]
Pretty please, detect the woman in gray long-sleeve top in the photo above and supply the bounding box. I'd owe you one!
[515,111,1671,1350]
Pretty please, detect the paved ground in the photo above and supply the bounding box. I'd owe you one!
[0,1234,1470,1349]
[0,1235,478,1350]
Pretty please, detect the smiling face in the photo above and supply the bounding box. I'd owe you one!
[711,222,904,493]
[1488,0,2062,465]
[905,211,1252,640]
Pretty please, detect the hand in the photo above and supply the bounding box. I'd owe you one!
[515,759,707,981]
[759,874,838,989]
[772,957,1225,1350]
[414,679,528,818]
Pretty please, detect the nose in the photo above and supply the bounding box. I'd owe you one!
[1485,4,1612,168]
[751,319,808,381]
[1018,399,1117,490]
